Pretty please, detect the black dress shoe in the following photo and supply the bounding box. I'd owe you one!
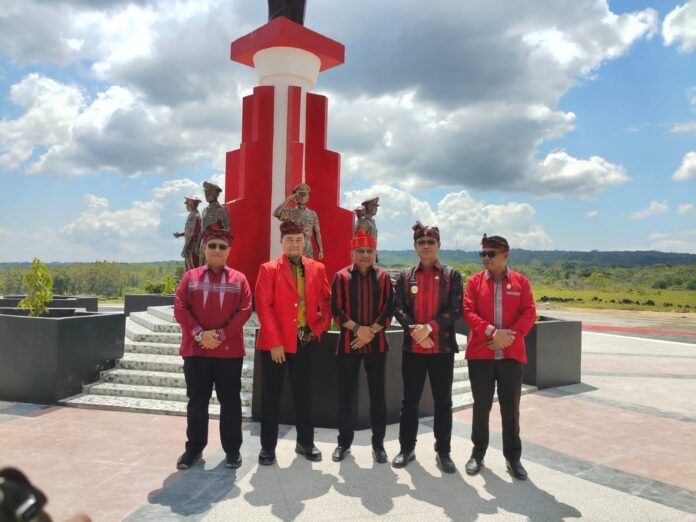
[176,451,202,470]
[465,457,483,475]
[372,447,388,464]
[391,449,416,468]
[506,459,528,480]
[436,452,456,474]
[226,452,242,469]
[332,446,350,462]
[258,448,276,466]
[295,443,322,461]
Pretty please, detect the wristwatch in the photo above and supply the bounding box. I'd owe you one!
[194,331,204,343]
[351,323,360,335]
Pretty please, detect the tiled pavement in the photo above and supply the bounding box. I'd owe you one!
[1,331,695,521]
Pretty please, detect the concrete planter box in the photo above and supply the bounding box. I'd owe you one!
[0,309,125,404]
[252,329,435,429]
[0,295,98,312]
[123,294,174,316]
[523,316,582,389]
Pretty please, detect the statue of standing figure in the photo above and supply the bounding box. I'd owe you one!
[273,182,323,259]
[199,181,231,265]
[355,197,379,239]
[268,0,306,25]
[173,196,202,270]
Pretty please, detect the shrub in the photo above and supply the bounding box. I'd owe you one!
[18,258,53,317]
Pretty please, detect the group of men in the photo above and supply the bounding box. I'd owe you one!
[173,218,536,480]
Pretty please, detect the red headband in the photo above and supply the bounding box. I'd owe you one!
[350,230,377,250]
[280,221,304,237]
[413,221,440,241]
[203,224,233,244]
[481,234,509,252]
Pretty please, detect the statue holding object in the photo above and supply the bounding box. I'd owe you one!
[273,183,323,260]
[173,196,202,270]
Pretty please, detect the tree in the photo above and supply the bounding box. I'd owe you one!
[18,258,53,317]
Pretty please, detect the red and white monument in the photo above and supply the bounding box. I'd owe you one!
[225,17,354,289]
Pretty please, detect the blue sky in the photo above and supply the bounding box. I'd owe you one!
[0,0,694,262]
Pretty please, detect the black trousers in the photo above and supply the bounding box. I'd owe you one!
[468,358,524,462]
[183,356,243,456]
[399,351,454,453]
[336,352,387,449]
[260,341,314,451]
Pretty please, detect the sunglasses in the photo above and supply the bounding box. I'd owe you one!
[416,239,437,246]
[479,250,499,258]
[207,242,228,251]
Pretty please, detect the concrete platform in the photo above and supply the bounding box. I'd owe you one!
[1,331,694,521]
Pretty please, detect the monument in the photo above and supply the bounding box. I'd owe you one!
[224,10,353,288]
[173,196,202,270]
[355,197,379,239]
[272,182,323,259]
[199,181,231,266]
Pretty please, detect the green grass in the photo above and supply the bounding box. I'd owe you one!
[535,287,695,312]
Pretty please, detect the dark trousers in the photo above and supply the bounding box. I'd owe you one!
[468,358,524,462]
[336,352,387,449]
[260,341,314,451]
[183,356,243,456]
[399,351,454,454]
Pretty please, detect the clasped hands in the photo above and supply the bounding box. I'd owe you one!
[198,330,221,350]
[409,324,434,350]
[351,325,377,350]
[485,329,516,350]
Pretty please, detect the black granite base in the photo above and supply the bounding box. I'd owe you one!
[0,295,98,312]
[523,316,582,389]
[123,294,175,316]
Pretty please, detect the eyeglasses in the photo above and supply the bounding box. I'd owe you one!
[355,248,375,255]
[479,250,499,258]
[416,239,437,246]
[207,242,228,251]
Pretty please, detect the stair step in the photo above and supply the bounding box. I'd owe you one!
[130,311,182,333]
[452,380,472,395]
[102,369,254,392]
[124,340,256,362]
[147,305,177,323]
[117,353,255,378]
[86,382,252,406]
[61,394,251,419]
[126,318,181,344]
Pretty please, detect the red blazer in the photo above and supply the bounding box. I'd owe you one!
[462,268,536,363]
[255,255,332,354]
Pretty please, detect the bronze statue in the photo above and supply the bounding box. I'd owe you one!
[273,183,323,259]
[268,0,306,25]
[355,197,379,239]
[173,196,202,270]
[199,181,231,265]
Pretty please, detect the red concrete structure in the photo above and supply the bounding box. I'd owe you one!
[225,17,353,290]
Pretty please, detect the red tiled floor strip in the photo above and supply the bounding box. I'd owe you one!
[582,324,696,336]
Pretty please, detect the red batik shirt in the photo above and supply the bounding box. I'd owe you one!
[331,264,394,354]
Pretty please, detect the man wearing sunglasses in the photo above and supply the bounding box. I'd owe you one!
[392,222,463,473]
[174,224,252,471]
[331,230,394,463]
[462,234,536,480]
[255,220,332,465]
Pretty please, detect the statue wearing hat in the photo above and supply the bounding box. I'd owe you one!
[268,0,306,25]
[199,181,231,265]
[355,197,379,239]
[173,196,202,270]
[272,183,323,260]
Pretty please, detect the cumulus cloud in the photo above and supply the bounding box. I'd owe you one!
[673,151,696,181]
[649,229,696,253]
[678,203,696,215]
[630,200,669,220]
[342,185,551,250]
[663,1,696,53]
[586,210,600,219]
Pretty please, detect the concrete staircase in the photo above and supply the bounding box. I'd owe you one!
[62,306,530,418]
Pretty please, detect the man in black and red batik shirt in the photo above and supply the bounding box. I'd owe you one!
[331,230,394,463]
[392,222,463,474]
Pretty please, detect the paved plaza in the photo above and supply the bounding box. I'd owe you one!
[1,330,695,521]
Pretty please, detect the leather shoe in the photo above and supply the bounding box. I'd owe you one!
[436,452,456,474]
[506,459,528,480]
[176,451,202,470]
[372,447,388,464]
[465,457,483,475]
[295,443,322,462]
[391,449,416,468]
[258,448,276,466]
[332,445,350,462]
[225,452,242,469]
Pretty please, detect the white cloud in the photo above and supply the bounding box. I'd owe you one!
[670,121,696,133]
[673,151,696,181]
[342,185,551,250]
[534,151,629,199]
[586,210,600,219]
[663,1,696,53]
[678,203,696,215]
[630,200,669,220]
[649,229,696,253]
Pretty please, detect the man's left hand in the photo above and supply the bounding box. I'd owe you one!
[409,324,431,343]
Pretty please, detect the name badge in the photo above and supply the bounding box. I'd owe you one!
[507,291,521,296]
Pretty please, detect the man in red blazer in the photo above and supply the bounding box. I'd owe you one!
[255,221,332,465]
[462,234,536,480]
[174,224,252,471]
